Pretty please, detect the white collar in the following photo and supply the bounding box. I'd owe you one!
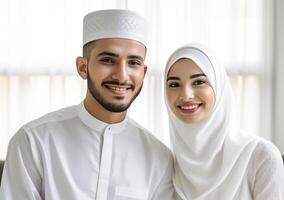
[77,102,127,134]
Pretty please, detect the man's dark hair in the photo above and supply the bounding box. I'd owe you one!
[83,41,96,61]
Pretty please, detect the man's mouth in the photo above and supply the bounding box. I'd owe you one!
[102,81,134,95]
[106,85,131,91]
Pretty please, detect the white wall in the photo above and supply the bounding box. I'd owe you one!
[274,0,284,154]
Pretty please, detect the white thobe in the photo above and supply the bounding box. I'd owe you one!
[0,103,174,200]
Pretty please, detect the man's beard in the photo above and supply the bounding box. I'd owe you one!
[87,73,143,113]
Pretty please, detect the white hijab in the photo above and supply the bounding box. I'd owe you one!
[164,44,259,200]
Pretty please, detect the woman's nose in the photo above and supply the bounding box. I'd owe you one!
[180,85,194,101]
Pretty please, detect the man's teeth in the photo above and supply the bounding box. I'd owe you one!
[109,86,128,91]
[181,105,198,110]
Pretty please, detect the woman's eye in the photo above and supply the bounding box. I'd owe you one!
[168,82,179,88]
[193,79,206,86]
[99,57,115,64]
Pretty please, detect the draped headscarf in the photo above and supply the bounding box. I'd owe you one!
[164,44,259,199]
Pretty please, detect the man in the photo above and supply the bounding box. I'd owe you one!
[0,9,174,200]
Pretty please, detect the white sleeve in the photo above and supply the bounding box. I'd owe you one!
[252,141,284,200]
[151,151,175,200]
[0,128,43,200]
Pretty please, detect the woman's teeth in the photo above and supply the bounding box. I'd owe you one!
[180,104,199,110]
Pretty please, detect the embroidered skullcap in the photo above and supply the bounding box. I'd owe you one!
[83,9,148,47]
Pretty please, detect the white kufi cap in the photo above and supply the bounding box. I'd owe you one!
[83,9,148,47]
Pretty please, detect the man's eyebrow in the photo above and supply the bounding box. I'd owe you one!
[167,76,180,81]
[127,55,144,61]
[97,52,144,61]
[97,51,119,57]
[190,73,206,79]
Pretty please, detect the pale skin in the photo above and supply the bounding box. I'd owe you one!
[166,58,215,123]
[76,38,147,124]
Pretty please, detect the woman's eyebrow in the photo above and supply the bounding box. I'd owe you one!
[167,76,180,82]
[190,73,206,79]
[167,73,206,81]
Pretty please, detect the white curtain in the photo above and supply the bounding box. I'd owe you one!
[0,0,274,159]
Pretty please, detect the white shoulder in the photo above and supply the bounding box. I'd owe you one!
[23,105,78,129]
[253,139,283,168]
[250,138,284,199]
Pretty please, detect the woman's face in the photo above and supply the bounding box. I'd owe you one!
[166,58,215,123]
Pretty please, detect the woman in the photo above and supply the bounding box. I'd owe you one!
[164,44,284,199]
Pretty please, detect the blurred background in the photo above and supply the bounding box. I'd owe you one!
[0,0,283,159]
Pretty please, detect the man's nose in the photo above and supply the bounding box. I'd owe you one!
[111,62,129,82]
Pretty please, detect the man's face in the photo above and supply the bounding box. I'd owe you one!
[86,38,147,113]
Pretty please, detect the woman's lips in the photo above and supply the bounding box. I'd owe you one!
[177,103,202,113]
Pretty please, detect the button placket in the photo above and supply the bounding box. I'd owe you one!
[96,126,113,200]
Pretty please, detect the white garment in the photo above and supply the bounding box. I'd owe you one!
[232,139,284,200]
[164,44,284,200]
[0,103,174,200]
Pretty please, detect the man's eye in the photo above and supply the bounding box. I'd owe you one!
[168,82,179,88]
[128,60,142,66]
[99,57,115,64]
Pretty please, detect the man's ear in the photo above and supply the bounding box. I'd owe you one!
[143,65,148,76]
[76,56,88,79]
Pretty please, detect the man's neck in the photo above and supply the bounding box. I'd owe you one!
[83,96,126,124]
